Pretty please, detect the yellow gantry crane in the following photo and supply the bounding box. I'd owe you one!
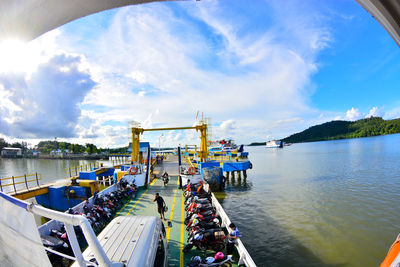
[131,122,208,162]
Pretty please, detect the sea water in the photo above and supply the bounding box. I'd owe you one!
[1,134,400,266]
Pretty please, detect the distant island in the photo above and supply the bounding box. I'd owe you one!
[248,117,400,146]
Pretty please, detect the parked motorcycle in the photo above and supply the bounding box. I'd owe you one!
[183,228,226,252]
[187,253,232,267]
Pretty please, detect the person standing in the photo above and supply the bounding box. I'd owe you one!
[153,193,166,220]
[227,222,240,255]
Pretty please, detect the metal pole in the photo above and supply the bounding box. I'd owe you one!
[178,146,182,189]
[64,223,86,267]
[0,177,2,192]
[24,174,29,190]
[36,173,40,187]
[12,176,16,194]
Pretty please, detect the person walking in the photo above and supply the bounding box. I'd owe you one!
[153,193,166,220]
[227,222,240,255]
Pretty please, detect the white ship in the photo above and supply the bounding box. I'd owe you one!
[266,140,283,148]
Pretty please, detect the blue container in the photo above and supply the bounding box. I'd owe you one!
[79,171,96,180]
[36,185,89,211]
[90,167,115,177]
[198,161,220,170]
[222,161,251,172]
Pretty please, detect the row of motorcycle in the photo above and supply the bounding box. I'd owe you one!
[181,180,233,267]
[41,178,137,266]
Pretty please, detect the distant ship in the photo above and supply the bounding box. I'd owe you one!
[266,140,283,148]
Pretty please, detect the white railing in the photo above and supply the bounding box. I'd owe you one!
[206,184,257,267]
[0,191,122,267]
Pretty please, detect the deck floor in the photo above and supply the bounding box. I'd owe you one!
[116,159,238,267]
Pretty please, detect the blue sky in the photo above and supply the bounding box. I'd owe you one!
[0,0,399,148]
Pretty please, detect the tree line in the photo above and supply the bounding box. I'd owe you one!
[282,117,400,143]
[0,139,129,155]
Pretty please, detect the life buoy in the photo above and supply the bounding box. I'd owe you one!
[188,167,196,175]
[129,166,138,175]
[381,234,400,267]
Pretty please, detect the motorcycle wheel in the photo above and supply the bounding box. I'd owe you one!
[212,242,225,252]
[182,243,193,253]
[198,242,207,251]
[184,217,190,225]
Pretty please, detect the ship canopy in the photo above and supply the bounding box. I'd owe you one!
[0,1,399,46]
[0,0,182,41]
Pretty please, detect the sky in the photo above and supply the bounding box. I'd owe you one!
[0,0,399,148]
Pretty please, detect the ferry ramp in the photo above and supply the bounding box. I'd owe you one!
[116,158,240,267]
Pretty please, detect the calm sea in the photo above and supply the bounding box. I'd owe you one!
[221,133,400,267]
[1,134,400,266]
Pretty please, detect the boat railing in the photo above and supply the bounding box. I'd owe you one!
[0,172,42,194]
[0,191,122,267]
[206,184,257,267]
[65,162,103,176]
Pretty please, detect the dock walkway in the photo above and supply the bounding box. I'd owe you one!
[116,159,238,267]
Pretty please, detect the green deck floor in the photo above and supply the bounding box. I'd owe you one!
[115,160,239,267]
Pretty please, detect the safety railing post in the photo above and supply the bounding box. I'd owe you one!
[64,223,86,267]
[0,178,2,192]
[12,176,16,194]
[36,173,40,187]
[24,174,29,190]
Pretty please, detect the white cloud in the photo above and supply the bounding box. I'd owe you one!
[0,1,338,147]
[75,2,329,145]
[126,71,147,84]
[0,53,95,139]
[346,107,362,121]
[365,106,384,118]
[174,132,182,141]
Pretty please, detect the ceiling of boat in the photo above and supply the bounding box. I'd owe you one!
[0,0,180,41]
[356,0,400,47]
[0,0,399,47]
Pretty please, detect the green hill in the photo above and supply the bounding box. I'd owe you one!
[282,117,400,143]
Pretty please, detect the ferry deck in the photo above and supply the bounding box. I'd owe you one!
[116,158,240,267]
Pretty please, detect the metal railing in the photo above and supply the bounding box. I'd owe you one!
[0,173,42,194]
[0,191,122,267]
[65,163,102,176]
[209,154,232,162]
[204,183,257,267]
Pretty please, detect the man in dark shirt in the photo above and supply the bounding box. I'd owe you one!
[153,193,166,220]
